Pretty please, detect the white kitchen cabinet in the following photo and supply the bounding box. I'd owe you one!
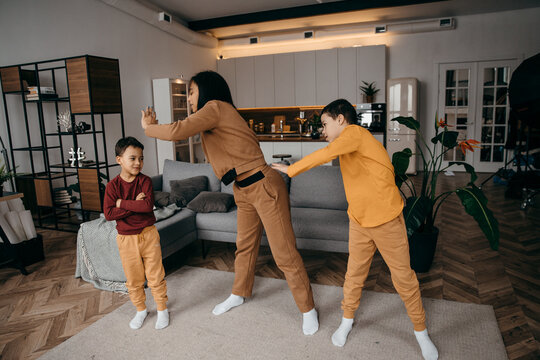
[152,78,199,173]
[274,53,295,106]
[338,47,357,105]
[254,55,275,107]
[316,49,338,106]
[217,58,237,105]
[301,142,332,165]
[273,142,302,163]
[259,142,274,164]
[357,45,386,104]
[294,51,316,106]
[235,57,255,108]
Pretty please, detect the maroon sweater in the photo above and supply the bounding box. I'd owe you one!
[103,173,156,235]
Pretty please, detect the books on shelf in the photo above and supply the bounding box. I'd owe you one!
[25,86,58,101]
[53,188,75,205]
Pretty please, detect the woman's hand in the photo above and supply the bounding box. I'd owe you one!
[141,106,157,130]
[271,162,289,174]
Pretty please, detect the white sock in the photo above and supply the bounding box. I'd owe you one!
[155,309,169,330]
[302,308,319,335]
[332,317,354,347]
[414,329,439,360]
[129,309,147,330]
[212,294,244,315]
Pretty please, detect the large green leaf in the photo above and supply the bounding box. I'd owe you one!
[392,116,420,131]
[456,186,499,250]
[403,196,431,237]
[392,148,412,188]
[449,161,478,185]
[431,130,459,148]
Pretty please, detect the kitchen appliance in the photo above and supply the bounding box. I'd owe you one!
[356,103,386,145]
[386,78,418,174]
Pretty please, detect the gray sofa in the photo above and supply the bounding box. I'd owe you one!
[153,159,350,254]
[75,159,349,293]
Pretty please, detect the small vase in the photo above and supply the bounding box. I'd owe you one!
[408,227,439,273]
[311,130,320,139]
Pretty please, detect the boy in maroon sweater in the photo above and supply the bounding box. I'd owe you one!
[103,137,169,330]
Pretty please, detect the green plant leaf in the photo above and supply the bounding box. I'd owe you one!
[392,148,412,174]
[392,116,420,131]
[449,161,478,185]
[456,186,499,250]
[403,196,431,237]
[431,130,459,148]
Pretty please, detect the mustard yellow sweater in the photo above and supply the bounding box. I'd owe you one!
[288,125,403,227]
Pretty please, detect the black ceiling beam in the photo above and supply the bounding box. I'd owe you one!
[188,0,446,31]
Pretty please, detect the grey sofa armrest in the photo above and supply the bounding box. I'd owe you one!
[151,174,163,191]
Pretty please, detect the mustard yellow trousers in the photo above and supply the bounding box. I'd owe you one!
[342,213,426,331]
[116,225,168,311]
[232,165,315,313]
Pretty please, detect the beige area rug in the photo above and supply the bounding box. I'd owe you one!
[40,266,507,360]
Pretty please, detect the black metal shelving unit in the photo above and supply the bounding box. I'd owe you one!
[0,55,125,232]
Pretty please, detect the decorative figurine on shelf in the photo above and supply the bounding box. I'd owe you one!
[68,147,86,167]
[57,110,72,132]
[75,121,91,133]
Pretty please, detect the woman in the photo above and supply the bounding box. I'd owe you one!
[141,71,318,335]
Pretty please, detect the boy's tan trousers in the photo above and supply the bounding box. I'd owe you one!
[342,213,426,331]
[231,165,315,313]
[116,225,168,311]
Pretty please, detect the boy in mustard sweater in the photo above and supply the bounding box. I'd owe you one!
[272,99,438,360]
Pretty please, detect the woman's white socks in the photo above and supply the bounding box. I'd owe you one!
[155,309,169,330]
[129,309,148,329]
[212,294,245,315]
[331,317,354,347]
[302,308,319,335]
[414,329,439,360]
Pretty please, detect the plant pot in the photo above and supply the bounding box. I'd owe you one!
[366,95,374,103]
[408,227,439,273]
[311,130,320,139]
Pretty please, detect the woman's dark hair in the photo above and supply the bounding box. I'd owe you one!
[190,71,235,110]
[321,99,357,124]
[115,136,144,156]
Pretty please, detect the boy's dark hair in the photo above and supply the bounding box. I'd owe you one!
[115,136,144,156]
[190,71,235,110]
[321,99,357,124]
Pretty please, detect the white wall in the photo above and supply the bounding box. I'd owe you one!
[0,0,217,177]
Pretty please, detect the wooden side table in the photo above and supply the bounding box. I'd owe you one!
[0,192,28,275]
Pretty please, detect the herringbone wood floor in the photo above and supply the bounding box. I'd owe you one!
[0,173,538,359]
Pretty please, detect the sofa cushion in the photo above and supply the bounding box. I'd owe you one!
[196,208,237,233]
[162,159,220,193]
[155,208,197,247]
[154,191,170,207]
[170,176,208,206]
[291,207,349,242]
[187,191,235,213]
[290,166,347,210]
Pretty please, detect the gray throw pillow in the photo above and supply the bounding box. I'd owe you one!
[154,191,170,208]
[169,176,208,207]
[187,191,235,213]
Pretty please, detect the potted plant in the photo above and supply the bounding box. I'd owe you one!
[0,161,16,196]
[309,112,322,139]
[359,81,380,103]
[391,114,499,272]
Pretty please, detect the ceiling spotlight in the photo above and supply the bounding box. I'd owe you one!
[375,25,387,34]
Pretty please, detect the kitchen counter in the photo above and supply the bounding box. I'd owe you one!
[257,134,327,142]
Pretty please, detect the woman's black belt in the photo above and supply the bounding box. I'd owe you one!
[235,171,265,188]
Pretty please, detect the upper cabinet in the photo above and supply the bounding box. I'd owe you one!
[274,53,296,106]
[217,58,237,104]
[235,57,255,108]
[217,45,386,108]
[316,49,339,106]
[254,55,275,107]
[294,51,316,106]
